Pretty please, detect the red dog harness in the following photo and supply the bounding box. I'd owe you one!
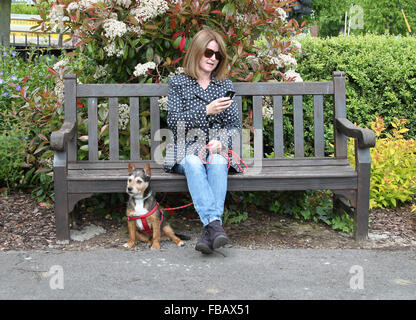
[127,202,164,234]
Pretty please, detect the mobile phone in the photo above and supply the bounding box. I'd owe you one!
[224,90,235,99]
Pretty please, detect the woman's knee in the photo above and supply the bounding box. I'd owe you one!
[209,153,228,166]
[182,154,204,171]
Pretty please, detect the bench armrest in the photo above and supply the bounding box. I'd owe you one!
[50,121,76,151]
[336,118,376,148]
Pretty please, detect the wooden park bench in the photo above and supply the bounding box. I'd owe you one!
[50,71,376,244]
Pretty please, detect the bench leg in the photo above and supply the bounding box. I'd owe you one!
[354,148,371,241]
[54,166,70,244]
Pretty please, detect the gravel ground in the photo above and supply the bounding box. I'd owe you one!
[1,192,415,251]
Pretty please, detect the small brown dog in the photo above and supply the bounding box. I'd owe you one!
[123,162,187,249]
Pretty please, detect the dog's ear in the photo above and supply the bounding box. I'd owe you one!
[143,162,151,178]
[128,162,136,174]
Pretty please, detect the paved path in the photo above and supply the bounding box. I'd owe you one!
[1,247,415,300]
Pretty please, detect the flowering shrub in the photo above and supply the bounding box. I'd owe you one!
[348,116,416,209]
[32,0,305,161]
[34,0,304,84]
[0,47,63,200]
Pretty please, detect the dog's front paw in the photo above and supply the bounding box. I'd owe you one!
[123,241,134,249]
[151,242,160,250]
[177,241,185,247]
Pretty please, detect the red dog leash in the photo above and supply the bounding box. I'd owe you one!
[199,144,248,173]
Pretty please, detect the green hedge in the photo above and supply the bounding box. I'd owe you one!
[297,35,416,139]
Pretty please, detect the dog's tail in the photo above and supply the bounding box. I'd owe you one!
[175,233,191,241]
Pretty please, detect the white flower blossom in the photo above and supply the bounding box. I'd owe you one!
[291,40,302,54]
[67,2,79,11]
[93,64,108,80]
[116,0,132,8]
[133,62,157,77]
[276,8,287,22]
[234,13,246,28]
[269,56,283,69]
[278,53,298,68]
[103,18,127,40]
[54,79,65,102]
[77,0,100,10]
[118,103,130,130]
[158,96,168,111]
[103,42,124,57]
[262,96,273,120]
[53,58,69,74]
[128,25,143,36]
[132,0,169,23]
[284,69,303,82]
[168,66,184,78]
[49,4,65,31]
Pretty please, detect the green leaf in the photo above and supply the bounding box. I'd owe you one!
[146,47,154,62]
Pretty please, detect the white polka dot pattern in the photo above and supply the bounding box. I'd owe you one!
[164,74,242,173]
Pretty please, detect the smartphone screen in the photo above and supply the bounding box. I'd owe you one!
[224,90,235,99]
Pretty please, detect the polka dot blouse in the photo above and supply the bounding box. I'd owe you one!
[164,73,242,173]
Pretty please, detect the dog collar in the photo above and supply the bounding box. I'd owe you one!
[133,191,152,201]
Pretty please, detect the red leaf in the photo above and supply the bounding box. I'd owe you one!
[171,56,183,65]
[77,98,84,108]
[37,133,48,142]
[173,31,184,38]
[22,75,31,85]
[47,67,57,75]
[170,17,177,30]
[179,36,186,52]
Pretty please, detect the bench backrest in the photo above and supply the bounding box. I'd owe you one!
[63,71,347,163]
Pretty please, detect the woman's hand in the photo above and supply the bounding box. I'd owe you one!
[207,140,222,153]
[206,97,233,116]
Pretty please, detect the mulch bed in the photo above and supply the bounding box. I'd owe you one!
[1,192,415,251]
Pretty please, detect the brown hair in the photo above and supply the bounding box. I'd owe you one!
[183,28,228,81]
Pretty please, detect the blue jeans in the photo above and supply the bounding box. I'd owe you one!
[174,154,228,226]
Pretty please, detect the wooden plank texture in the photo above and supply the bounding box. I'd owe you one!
[253,96,263,159]
[87,98,98,161]
[314,95,325,157]
[273,96,284,158]
[76,81,334,98]
[150,97,160,161]
[293,95,304,157]
[129,97,140,160]
[108,97,119,160]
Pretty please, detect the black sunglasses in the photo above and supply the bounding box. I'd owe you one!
[204,48,223,61]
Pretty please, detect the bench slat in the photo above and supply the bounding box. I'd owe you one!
[236,95,243,157]
[67,165,356,180]
[293,95,304,157]
[253,96,263,159]
[129,97,140,160]
[64,75,78,162]
[273,96,284,158]
[67,158,351,169]
[314,95,325,157]
[87,98,98,161]
[108,97,119,160]
[150,97,160,161]
[76,82,334,97]
[333,72,347,158]
[68,175,356,193]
